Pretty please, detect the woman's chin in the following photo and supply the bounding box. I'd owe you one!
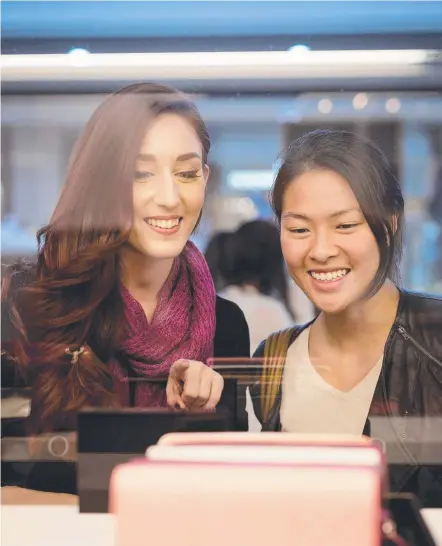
[300,274,364,315]
[140,238,188,260]
[307,291,352,315]
[125,236,188,261]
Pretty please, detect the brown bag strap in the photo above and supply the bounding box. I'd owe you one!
[260,327,295,425]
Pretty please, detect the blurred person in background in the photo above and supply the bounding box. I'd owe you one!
[251,129,442,507]
[204,230,232,292]
[219,220,294,432]
[220,220,294,353]
[1,82,250,494]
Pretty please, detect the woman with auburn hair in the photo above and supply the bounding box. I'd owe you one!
[1,82,249,492]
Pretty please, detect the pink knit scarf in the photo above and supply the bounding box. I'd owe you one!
[112,241,216,407]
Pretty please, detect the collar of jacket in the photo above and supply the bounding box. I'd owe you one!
[263,289,442,491]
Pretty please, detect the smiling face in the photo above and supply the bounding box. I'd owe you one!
[280,169,381,314]
[127,113,209,260]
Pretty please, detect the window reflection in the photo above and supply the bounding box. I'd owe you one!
[2,92,441,293]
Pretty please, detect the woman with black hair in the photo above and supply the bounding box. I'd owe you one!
[251,129,442,507]
[220,220,294,353]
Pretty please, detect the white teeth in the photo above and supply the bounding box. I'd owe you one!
[310,269,349,282]
[146,218,180,229]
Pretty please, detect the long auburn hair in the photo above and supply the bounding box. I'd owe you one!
[2,82,210,433]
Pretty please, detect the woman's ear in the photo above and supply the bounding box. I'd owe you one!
[203,164,210,187]
[385,215,398,246]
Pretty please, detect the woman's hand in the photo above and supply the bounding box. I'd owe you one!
[166,359,224,411]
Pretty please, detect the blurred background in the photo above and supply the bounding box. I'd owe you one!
[2,0,442,301]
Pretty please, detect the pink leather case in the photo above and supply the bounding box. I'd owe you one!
[111,443,383,546]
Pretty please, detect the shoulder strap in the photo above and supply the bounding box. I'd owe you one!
[260,327,295,425]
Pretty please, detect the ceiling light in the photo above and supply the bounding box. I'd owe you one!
[288,45,311,54]
[67,48,91,67]
[352,93,369,110]
[318,99,333,114]
[385,97,401,113]
[227,170,274,191]
[1,50,436,82]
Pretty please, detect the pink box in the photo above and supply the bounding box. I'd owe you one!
[156,431,373,448]
[111,441,383,546]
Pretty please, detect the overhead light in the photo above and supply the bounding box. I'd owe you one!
[67,48,91,67]
[352,93,369,110]
[227,170,275,191]
[385,97,401,113]
[288,44,311,53]
[67,48,90,56]
[318,98,333,114]
[1,50,436,82]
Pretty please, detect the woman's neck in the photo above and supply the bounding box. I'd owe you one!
[119,245,174,304]
[314,281,400,351]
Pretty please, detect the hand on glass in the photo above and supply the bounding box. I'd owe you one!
[166,359,224,411]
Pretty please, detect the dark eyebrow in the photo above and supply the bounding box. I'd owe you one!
[137,152,201,162]
[137,153,155,162]
[329,208,361,218]
[282,208,361,221]
[282,212,311,221]
[176,152,202,162]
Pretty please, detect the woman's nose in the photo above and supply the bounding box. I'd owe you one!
[153,174,180,209]
[308,231,339,262]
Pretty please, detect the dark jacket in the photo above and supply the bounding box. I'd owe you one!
[1,264,250,493]
[251,290,442,508]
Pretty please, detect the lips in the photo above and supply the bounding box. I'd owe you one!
[308,268,351,282]
[307,268,351,293]
[145,216,181,228]
[144,216,182,234]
